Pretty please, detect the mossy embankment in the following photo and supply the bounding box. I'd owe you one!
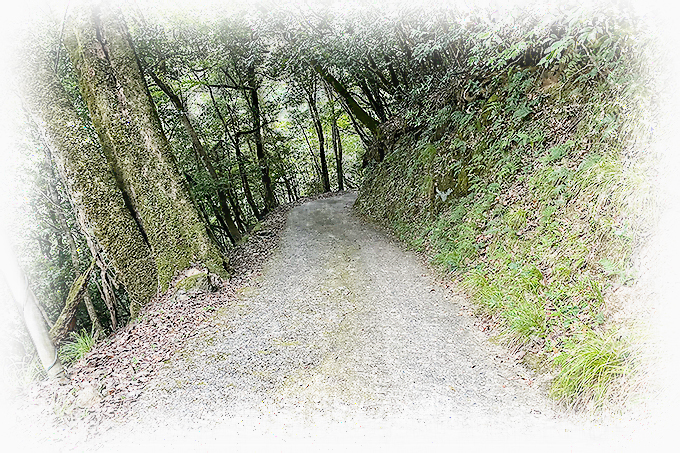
[355,5,657,410]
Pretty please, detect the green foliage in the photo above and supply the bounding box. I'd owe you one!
[356,0,655,410]
[551,329,633,409]
[59,329,96,366]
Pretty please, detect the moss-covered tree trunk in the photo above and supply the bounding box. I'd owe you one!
[44,147,105,338]
[64,2,228,307]
[49,261,96,345]
[17,37,158,318]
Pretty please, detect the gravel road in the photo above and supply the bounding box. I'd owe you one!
[88,192,636,451]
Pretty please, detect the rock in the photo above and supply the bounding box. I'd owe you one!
[76,384,101,408]
[171,268,223,302]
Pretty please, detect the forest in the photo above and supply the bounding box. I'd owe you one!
[0,0,665,428]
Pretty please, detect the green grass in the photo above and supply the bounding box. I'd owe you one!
[59,329,96,365]
[355,7,655,411]
[550,329,633,409]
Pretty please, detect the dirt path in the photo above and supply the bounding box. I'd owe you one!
[84,192,632,450]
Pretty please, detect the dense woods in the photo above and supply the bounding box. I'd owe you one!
[1,0,660,411]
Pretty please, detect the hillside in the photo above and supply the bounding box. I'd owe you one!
[354,3,658,409]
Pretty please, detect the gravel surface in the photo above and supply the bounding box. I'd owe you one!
[28,192,646,451]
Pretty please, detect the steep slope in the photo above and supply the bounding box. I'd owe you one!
[355,4,657,409]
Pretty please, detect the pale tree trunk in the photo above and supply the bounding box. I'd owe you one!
[17,29,158,319]
[64,2,228,310]
[0,234,66,381]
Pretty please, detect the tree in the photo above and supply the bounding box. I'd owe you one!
[325,84,344,191]
[63,1,228,310]
[17,27,158,319]
[148,69,243,243]
[305,77,331,193]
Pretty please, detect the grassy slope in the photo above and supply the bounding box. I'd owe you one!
[356,5,656,410]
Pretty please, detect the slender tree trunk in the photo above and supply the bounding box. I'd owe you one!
[44,148,105,338]
[49,261,96,345]
[183,171,227,252]
[246,67,277,212]
[210,195,234,242]
[96,260,118,330]
[0,234,66,380]
[332,114,344,192]
[208,86,262,220]
[225,182,246,233]
[311,61,381,138]
[307,90,331,192]
[148,70,242,243]
[358,78,386,122]
[325,85,344,191]
[64,2,228,311]
[234,133,262,220]
[296,118,322,180]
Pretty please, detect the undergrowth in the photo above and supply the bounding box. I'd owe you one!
[58,329,95,366]
[356,1,657,411]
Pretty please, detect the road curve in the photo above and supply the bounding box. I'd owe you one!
[93,192,629,451]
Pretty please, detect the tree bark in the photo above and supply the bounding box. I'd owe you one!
[311,61,381,139]
[307,89,331,192]
[325,84,344,191]
[332,110,344,191]
[17,25,158,320]
[64,2,228,311]
[246,67,277,212]
[44,148,105,338]
[207,86,262,220]
[48,261,96,345]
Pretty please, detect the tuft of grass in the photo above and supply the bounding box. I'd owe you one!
[503,295,547,346]
[59,329,96,366]
[550,329,633,409]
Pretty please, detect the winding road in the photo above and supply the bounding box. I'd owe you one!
[93,192,629,451]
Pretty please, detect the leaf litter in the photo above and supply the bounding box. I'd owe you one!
[13,192,343,442]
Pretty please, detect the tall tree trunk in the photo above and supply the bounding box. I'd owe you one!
[246,67,277,213]
[148,70,242,243]
[311,61,381,139]
[225,182,246,233]
[234,132,262,220]
[207,193,234,244]
[64,2,228,311]
[296,118,322,181]
[325,85,344,192]
[208,86,262,220]
[332,111,344,192]
[307,90,331,193]
[18,25,157,319]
